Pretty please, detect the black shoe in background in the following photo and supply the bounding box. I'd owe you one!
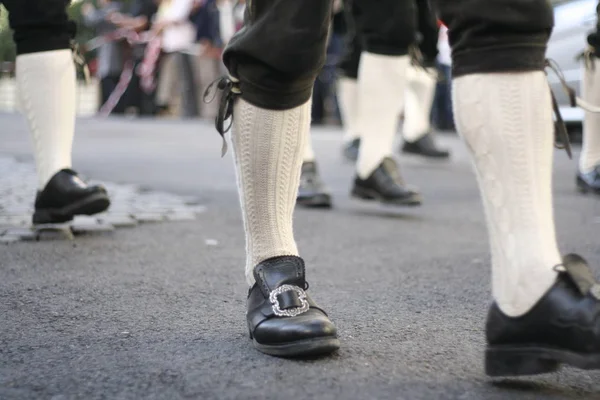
[297,162,332,208]
[576,164,600,196]
[33,169,110,225]
[402,133,450,159]
[351,157,421,206]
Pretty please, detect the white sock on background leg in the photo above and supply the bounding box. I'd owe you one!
[338,77,360,143]
[403,66,437,143]
[356,53,409,179]
[17,49,75,189]
[580,61,600,172]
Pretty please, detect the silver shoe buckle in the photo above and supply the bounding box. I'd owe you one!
[269,284,310,317]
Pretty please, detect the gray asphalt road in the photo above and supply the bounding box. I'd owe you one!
[1,113,600,400]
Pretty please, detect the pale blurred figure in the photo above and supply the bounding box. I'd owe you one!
[82,0,127,113]
[153,0,198,117]
[191,0,244,119]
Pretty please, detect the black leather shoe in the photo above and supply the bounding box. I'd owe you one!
[247,256,340,357]
[486,254,600,377]
[33,169,111,225]
[297,162,332,208]
[342,138,360,162]
[402,133,450,159]
[351,157,422,206]
[576,164,600,195]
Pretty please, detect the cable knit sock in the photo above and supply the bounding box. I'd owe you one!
[453,72,560,317]
[356,53,409,178]
[16,49,75,189]
[403,66,437,142]
[232,98,310,286]
[581,60,600,173]
[338,77,360,143]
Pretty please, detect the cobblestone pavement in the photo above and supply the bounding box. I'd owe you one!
[0,155,206,242]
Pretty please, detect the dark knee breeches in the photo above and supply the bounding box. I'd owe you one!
[222,0,334,110]
[433,0,553,78]
[338,0,437,80]
[223,0,555,110]
[352,0,417,57]
[587,2,600,56]
[337,0,362,80]
[1,0,75,55]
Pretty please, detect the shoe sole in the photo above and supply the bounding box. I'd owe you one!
[351,187,422,206]
[252,337,340,358]
[401,148,450,160]
[33,192,111,225]
[486,345,600,377]
[297,194,333,209]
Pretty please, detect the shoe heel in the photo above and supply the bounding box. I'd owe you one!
[33,209,72,225]
[485,347,560,377]
[32,209,52,225]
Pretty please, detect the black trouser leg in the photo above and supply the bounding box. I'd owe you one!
[2,0,75,55]
[223,0,334,110]
[353,0,417,56]
[338,0,362,80]
[339,0,424,78]
[416,0,438,67]
[432,0,553,76]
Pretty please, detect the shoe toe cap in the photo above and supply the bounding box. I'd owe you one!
[90,184,108,194]
[253,310,337,345]
[79,184,109,199]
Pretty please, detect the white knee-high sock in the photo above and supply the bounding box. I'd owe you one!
[232,99,310,285]
[581,60,600,173]
[356,53,409,179]
[453,72,560,317]
[338,77,360,143]
[403,66,437,142]
[17,49,75,190]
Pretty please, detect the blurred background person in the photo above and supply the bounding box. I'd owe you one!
[191,0,224,119]
[190,0,245,119]
[311,0,344,126]
[82,0,127,115]
[400,0,450,159]
[153,0,198,117]
[338,0,448,163]
[296,0,345,208]
[108,0,160,115]
[337,0,362,162]
[578,11,600,196]
[430,24,455,132]
[233,0,245,30]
